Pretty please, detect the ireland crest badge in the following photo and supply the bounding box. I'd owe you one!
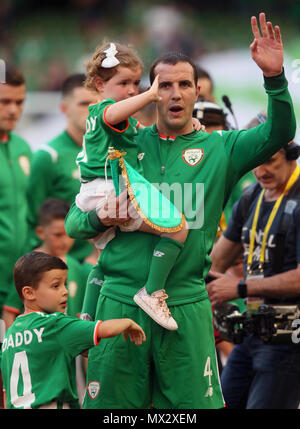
[182,149,204,166]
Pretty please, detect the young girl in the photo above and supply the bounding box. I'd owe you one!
[76,42,193,331]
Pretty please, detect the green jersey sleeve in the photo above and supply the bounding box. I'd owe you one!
[222,71,296,195]
[27,149,54,228]
[26,149,55,251]
[53,313,102,357]
[65,202,107,240]
[77,99,140,181]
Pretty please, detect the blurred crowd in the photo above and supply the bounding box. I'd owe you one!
[1,0,300,91]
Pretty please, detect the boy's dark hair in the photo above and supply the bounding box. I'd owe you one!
[14,251,68,300]
[61,73,86,98]
[38,198,70,226]
[4,64,25,86]
[149,53,198,86]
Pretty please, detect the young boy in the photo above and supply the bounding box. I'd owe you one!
[2,198,90,323]
[0,251,145,409]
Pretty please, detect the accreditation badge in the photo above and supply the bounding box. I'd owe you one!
[245,270,265,312]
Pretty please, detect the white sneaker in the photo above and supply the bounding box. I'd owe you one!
[134,287,178,330]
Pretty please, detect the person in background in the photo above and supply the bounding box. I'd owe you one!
[0,64,32,407]
[207,143,300,408]
[0,65,32,324]
[196,66,215,102]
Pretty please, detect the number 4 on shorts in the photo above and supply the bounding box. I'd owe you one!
[204,356,214,397]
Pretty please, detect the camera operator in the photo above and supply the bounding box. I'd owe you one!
[207,143,300,409]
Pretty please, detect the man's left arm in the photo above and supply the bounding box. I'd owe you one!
[225,13,296,179]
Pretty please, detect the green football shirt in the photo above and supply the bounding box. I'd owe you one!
[76,98,141,181]
[1,311,101,409]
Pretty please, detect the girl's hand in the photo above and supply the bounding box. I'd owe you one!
[148,74,161,103]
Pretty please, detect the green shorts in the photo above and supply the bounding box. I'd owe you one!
[83,295,224,409]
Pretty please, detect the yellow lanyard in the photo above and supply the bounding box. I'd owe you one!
[247,165,300,274]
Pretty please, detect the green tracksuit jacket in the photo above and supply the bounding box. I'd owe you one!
[0,132,32,308]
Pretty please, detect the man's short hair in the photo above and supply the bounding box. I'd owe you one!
[38,198,70,227]
[61,73,86,98]
[149,53,198,86]
[4,64,25,86]
[14,251,68,300]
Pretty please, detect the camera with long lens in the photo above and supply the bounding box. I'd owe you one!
[213,302,300,345]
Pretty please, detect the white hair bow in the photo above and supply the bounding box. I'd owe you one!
[101,43,120,68]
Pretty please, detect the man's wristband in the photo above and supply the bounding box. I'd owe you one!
[237,280,248,298]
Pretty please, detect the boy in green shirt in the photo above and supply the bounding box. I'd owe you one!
[3,199,90,322]
[0,251,145,409]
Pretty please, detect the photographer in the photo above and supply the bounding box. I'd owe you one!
[207,143,300,409]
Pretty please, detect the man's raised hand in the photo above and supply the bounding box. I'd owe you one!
[250,12,283,77]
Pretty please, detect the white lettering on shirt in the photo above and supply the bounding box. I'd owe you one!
[2,327,45,352]
[86,116,97,133]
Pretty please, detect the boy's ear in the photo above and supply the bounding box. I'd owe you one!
[22,286,36,301]
[35,226,45,241]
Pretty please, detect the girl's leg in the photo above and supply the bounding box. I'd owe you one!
[133,219,188,330]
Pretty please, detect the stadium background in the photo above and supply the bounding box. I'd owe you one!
[1,0,299,148]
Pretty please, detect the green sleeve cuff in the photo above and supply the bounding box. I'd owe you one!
[88,210,110,232]
[263,68,287,91]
